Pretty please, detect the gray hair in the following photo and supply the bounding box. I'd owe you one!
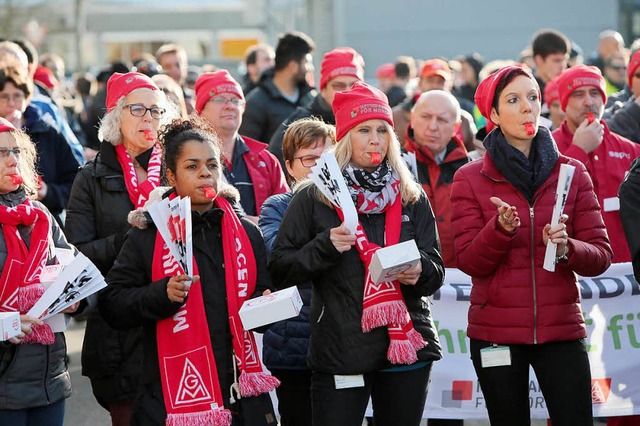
[413,90,462,123]
[98,88,179,146]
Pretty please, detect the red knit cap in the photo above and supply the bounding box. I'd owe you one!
[376,63,395,79]
[419,59,451,80]
[319,47,364,89]
[332,81,393,141]
[544,76,561,105]
[33,65,58,91]
[0,118,17,134]
[106,72,158,112]
[194,70,244,114]
[628,51,640,90]
[557,65,606,111]
[474,65,538,123]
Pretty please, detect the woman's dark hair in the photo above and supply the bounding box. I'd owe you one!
[158,115,222,174]
[0,66,33,98]
[491,67,533,114]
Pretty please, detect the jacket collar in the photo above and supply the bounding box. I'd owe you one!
[404,126,468,165]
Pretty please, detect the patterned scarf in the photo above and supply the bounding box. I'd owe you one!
[0,199,53,344]
[343,161,399,214]
[152,194,279,426]
[115,143,163,208]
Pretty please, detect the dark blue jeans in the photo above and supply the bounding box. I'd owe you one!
[470,338,593,426]
[311,363,432,426]
[0,399,65,426]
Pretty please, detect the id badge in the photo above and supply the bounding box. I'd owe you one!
[480,345,511,368]
[334,374,365,389]
[603,197,620,212]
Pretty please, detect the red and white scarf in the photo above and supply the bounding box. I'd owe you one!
[0,199,53,344]
[152,194,279,426]
[115,143,163,208]
[336,176,426,364]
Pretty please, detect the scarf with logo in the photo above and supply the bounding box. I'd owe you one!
[0,199,53,344]
[337,167,426,364]
[115,143,163,208]
[152,194,279,426]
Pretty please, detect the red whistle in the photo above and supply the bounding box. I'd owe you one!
[370,152,382,165]
[524,122,535,136]
[587,112,595,124]
[10,174,22,185]
[203,187,216,199]
[143,129,154,141]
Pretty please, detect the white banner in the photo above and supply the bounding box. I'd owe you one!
[424,263,640,419]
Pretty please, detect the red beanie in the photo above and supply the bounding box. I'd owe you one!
[0,118,17,134]
[544,76,561,105]
[194,70,244,114]
[474,65,538,123]
[628,51,640,90]
[106,72,158,112]
[332,81,393,141]
[376,63,395,79]
[319,47,364,90]
[33,65,58,91]
[557,65,606,111]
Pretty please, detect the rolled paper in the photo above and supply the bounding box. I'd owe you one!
[203,186,216,199]
[370,152,382,165]
[143,129,154,141]
[525,122,535,136]
[10,174,22,185]
[587,112,595,124]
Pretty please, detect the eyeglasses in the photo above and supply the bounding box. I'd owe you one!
[0,148,21,158]
[124,104,166,119]
[293,155,321,167]
[210,97,245,107]
[0,92,25,104]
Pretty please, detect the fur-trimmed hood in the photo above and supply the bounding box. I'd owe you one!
[127,183,241,229]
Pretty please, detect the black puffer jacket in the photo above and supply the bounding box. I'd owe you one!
[620,157,640,282]
[64,141,151,407]
[269,185,445,374]
[267,94,335,171]
[99,189,273,425]
[239,68,316,143]
[0,192,75,410]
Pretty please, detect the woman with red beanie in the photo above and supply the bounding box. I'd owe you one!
[451,65,613,425]
[270,82,444,426]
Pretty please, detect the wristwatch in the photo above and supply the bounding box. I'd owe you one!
[555,246,569,263]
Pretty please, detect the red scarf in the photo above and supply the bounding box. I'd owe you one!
[115,143,163,208]
[0,199,53,344]
[336,197,426,364]
[152,195,279,426]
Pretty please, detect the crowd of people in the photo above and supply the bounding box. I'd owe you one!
[0,24,638,426]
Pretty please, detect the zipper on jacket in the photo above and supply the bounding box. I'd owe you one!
[530,206,537,344]
[44,345,51,404]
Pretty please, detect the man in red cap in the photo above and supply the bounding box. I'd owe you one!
[195,70,288,222]
[604,49,640,143]
[552,64,640,263]
[268,47,364,168]
[376,63,395,93]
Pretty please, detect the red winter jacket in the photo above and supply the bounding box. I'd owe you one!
[240,136,289,214]
[451,152,612,345]
[552,121,640,262]
[404,131,469,267]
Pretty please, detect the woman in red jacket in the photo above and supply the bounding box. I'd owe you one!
[451,65,613,426]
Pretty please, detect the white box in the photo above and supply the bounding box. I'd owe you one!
[369,240,421,284]
[239,286,303,330]
[0,312,21,341]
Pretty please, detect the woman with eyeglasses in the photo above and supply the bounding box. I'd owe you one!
[65,71,178,425]
[195,70,288,224]
[0,66,81,225]
[258,117,335,426]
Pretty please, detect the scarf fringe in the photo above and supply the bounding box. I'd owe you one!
[238,371,280,397]
[22,323,55,345]
[408,328,428,351]
[387,338,419,365]
[18,284,44,312]
[165,408,232,426]
[361,300,409,332]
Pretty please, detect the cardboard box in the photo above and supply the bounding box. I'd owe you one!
[0,312,21,341]
[239,286,303,330]
[369,240,421,284]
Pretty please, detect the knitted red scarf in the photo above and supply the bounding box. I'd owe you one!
[0,200,53,344]
[152,195,278,426]
[115,143,163,208]
[336,197,426,364]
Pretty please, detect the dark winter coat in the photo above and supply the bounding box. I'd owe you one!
[620,157,640,283]
[269,184,445,374]
[604,96,640,143]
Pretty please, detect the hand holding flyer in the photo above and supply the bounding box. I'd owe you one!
[543,164,576,272]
